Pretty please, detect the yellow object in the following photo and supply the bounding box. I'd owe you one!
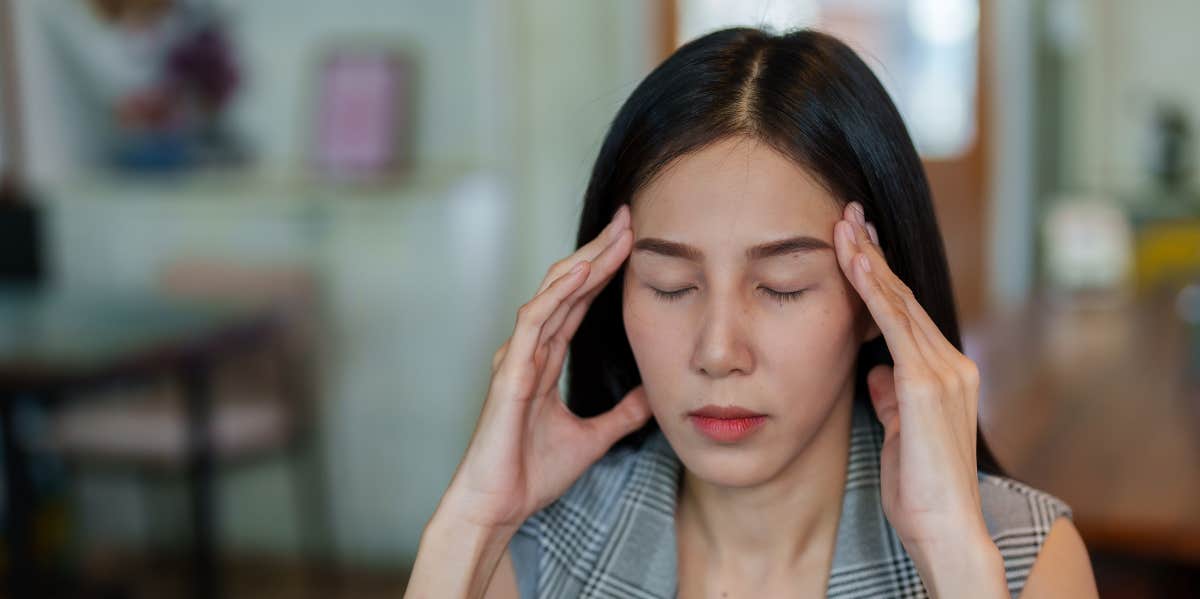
[1133,220,1200,293]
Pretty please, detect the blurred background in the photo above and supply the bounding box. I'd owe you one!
[0,0,1197,597]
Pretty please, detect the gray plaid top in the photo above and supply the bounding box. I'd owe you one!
[510,399,1072,598]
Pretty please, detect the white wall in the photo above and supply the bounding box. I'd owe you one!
[9,0,660,566]
[505,0,661,310]
[1052,0,1200,192]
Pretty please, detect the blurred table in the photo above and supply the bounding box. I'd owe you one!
[0,284,280,599]
[966,288,1200,564]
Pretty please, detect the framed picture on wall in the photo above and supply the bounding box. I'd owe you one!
[308,46,415,183]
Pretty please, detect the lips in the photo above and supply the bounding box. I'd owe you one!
[687,405,766,419]
[687,405,768,443]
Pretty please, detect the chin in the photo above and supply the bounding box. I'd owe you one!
[663,425,789,488]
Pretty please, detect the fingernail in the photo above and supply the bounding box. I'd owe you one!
[866,222,879,245]
[853,203,866,225]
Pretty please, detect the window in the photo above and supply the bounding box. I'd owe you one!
[676,0,980,159]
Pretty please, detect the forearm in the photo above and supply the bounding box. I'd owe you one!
[909,528,1009,599]
[404,508,518,599]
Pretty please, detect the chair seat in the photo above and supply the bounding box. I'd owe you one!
[47,391,293,467]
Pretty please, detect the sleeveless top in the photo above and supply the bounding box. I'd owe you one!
[508,400,1072,598]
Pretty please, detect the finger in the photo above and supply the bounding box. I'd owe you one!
[580,385,652,449]
[840,204,959,366]
[533,227,634,400]
[525,291,595,400]
[529,226,635,403]
[866,363,899,433]
[497,261,591,395]
[533,333,569,399]
[847,210,963,369]
[845,214,969,448]
[539,227,633,346]
[835,216,926,368]
[548,292,593,355]
[537,205,630,294]
[491,339,510,373]
[849,208,977,451]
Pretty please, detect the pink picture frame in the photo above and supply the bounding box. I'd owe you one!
[310,47,413,182]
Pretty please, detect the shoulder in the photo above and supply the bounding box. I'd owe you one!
[977,472,1073,540]
[976,473,1094,596]
[1020,517,1098,597]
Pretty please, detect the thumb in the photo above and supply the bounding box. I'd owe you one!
[866,364,899,433]
[586,385,653,447]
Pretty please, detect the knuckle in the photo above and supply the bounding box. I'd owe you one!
[958,357,980,386]
[494,364,536,398]
[547,260,566,278]
[516,301,535,321]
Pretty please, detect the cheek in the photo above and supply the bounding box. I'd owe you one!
[622,290,666,364]
[760,291,861,381]
[622,287,690,414]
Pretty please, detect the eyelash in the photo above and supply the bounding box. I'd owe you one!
[651,287,807,304]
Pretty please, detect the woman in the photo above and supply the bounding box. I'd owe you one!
[406,28,1097,598]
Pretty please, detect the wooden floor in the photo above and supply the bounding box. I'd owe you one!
[1091,550,1200,597]
[22,545,1200,597]
[60,549,413,599]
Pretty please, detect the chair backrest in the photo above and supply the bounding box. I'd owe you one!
[157,258,324,421]
[0,201,45,286]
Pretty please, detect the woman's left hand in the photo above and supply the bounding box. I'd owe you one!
[834,201,1006,597]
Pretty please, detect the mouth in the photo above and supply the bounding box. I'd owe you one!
[686,405,768,443]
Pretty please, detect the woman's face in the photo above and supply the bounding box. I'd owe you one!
[622,135,877,488]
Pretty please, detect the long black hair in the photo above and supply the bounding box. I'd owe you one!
[565,27,1003,475]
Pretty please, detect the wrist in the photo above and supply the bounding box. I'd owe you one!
[426,502,520,545]
[907,526,1007,599]
[407,509,518,599]
[435,482,529,534]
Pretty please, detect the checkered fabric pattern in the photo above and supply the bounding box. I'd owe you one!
[510,400,1072,598]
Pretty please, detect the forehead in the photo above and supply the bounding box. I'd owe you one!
[631,136,841,240]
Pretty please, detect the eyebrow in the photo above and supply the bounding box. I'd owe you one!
[633,235,833,262]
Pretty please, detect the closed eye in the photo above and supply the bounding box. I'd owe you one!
[651,287,694,302]
[760,287,807,304]
[649,286,808,304]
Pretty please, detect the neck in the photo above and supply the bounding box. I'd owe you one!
[676,391,855,579]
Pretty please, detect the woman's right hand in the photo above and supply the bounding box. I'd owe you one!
[437,203,651,534]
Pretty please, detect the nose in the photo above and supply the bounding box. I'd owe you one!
[691,290,754,378]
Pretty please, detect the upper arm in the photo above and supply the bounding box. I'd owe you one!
[1019,518,1098,598]
[481,547,521,599]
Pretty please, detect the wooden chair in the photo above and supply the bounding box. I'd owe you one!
[43,259,336,592]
